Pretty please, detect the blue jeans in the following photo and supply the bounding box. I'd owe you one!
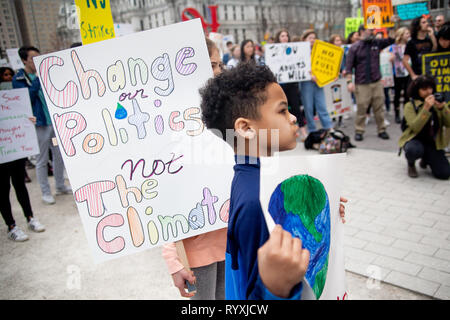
[299,81,333,133]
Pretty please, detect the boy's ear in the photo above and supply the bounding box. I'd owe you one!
[234,117,256,140]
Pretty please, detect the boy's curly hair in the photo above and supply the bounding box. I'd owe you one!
[199,62,277,140]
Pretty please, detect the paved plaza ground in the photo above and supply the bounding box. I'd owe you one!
[1,110,448,300]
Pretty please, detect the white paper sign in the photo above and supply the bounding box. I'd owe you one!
[33,19,234,263]
[0,88,40,164]
[380,51,394,88]
[323,78,353,118]
[6,48,24,71]
[260,153,347,300]
[264,42,312,83]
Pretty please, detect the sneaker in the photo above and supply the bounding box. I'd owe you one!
[384,119,390,126]
[378,132,390,140]
[354,133,364,141]
[28,218,45,232]
[7,226,29,242]
[56,185,72,195]
[42,194,56,205]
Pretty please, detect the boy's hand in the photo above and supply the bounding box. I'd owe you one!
[171,268,196,298]
[257,225,310,298]
[28,116,36,124]
[340,196,348,224]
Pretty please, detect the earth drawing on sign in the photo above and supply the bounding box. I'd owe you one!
[268,174,331,299]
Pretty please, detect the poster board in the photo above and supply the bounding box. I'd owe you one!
[323,79,353,118]
[311,40,344,88]
[115,23,135,37]
[396,2,429,20]
[345,17,364,39]
[363,0,395,29]
[75,0,115,44]
[0,88,40,164]
[380,51,394,88]
[6,48,24,71]
[33,19,234,263]
[260,153,347,300]
[422,52,450,102]
[264,42,312,84]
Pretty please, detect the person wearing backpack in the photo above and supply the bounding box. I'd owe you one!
[398,76,450,179]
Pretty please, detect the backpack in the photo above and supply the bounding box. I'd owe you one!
[305,129,354,154]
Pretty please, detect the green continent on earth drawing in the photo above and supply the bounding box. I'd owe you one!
[269,175,331,299]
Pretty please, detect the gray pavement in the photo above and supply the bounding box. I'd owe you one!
[1,108,448,300]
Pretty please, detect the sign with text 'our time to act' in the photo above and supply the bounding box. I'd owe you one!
[33,19,234,263]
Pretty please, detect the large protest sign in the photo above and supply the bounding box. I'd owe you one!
[265,42,311,84]
[380,51,394,88]
[0,88,39,164]
[260,153,347,300]
[323,79,353,118]
[75,0,115,44]
[363,0,395,29]
[33,19,234,263]
[311,40,344,88]
[396,2,429,20]
[422,52,450,102]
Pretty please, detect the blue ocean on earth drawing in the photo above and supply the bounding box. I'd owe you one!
[268,174,330,299]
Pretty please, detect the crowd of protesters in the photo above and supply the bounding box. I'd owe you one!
[221,14,449,180]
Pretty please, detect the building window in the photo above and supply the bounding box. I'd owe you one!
[233,6,236,20]
[430,0,444,9]
[241,6,245,20]
[140,19,144,30]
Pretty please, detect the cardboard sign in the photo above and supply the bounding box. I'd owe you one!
[380,51,394,88]
[75,0,115,44]
[5,48,24,71]
[260,153,347,300]
[33,19,234,263]
[323,79,353,118]
[396,2,429,20]
[363,0,395,29]
[0,88,40,164]
[311,40,344,88]
[265,42,311,84]
[345,17,364,39]
[422,52,450,102]
[115,23,135,37]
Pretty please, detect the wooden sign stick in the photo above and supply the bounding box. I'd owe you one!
[175,240,197,293]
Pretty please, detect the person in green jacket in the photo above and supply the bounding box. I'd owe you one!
[398,75,450,179]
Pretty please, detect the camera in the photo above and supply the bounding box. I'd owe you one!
[434,92,445,103]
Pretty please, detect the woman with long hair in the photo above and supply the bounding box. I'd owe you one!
[240,39,264,66]
[403,16,437,80]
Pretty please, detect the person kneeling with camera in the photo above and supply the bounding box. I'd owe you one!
[398,75,450,180]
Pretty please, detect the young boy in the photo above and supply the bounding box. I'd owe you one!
[199,62,314,299]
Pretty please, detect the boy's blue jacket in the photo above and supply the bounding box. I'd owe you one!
[225,155,303,300]
[12,69,49,127]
